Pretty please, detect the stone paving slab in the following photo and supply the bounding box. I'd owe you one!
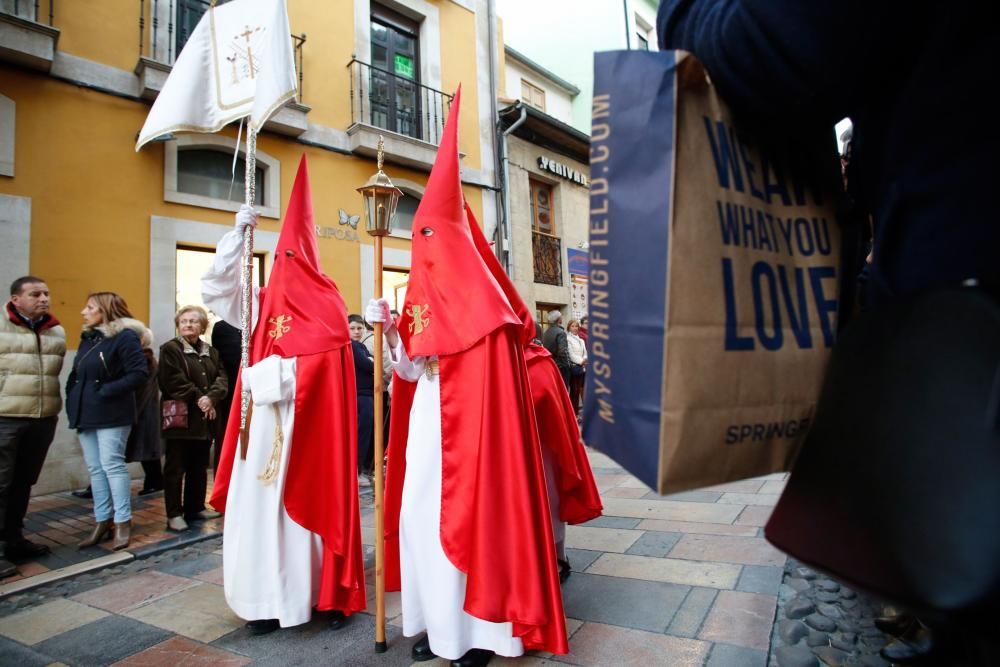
[588,553,742,589]
[0,597,109,645]
[111,635,252,666]
[125,582,244,642]
[563,621,710,666]
[698,590,778,651]
[560,572,689,633]
[33,614,173,666]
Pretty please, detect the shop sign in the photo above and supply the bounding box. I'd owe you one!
[537,156,589,187]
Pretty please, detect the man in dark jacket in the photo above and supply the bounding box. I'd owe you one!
[542,310,570,387]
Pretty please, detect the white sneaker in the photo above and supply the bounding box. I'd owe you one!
[358,474,372,488]
[167,516,188,532]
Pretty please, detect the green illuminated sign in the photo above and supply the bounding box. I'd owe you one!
[394,54,414,79]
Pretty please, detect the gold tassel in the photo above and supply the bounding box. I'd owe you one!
[257,405,283,485]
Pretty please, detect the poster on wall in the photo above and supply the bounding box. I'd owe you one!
[567,248,589,320]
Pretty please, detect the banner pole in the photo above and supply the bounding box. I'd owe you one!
[373,234,387,652]
[238,126,257,454]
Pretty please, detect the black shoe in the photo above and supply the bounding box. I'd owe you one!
[452,648,494,667]
[0,557,17,578]
[246,619,280,636]
[558,557,571,584]
[5,539,51,560]
[411,635,436,662]
[71,487,93,499]
[875,613,918,638]
[880,626,936,665]
[137,487,162,496]
[329,610,347,630]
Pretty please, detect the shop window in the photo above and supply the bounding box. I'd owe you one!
[635,13,654,51]
[175,244,264,340]
[383,267,409,313]
[521,79,546,112]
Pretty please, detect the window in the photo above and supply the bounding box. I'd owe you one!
[175,0,234,56]
[164,135,281,218]
[370,5,421,139]
[536,303,564,335]
[177,149,265,206]
[529,179,555,235]
[635,13,654,51]
[521,79,546,112]
[383,268,409,313]
[391,193,419,237]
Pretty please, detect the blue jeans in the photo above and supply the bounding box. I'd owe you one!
[78,426,132,523]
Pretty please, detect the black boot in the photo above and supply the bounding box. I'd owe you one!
[880,625,937,665]
[71,485,93,499]
[411,635,436,662]
[246,619,280,635]
[329,610,347,630]
[451,648,494,667]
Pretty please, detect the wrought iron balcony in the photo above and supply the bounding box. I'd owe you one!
[532,231,563,286]
[137,0,306,105]
[0,0,58,71]
[1,0,53,24]
[348,58,452,146]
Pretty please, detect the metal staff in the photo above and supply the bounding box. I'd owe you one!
[357,137,402,653]
[239,126,258,455]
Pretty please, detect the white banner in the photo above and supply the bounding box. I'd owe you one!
[136,0,296,151]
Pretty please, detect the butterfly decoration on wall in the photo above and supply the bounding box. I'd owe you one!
[338,209,360,230]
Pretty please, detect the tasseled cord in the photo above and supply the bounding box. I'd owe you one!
[257,405,284,484]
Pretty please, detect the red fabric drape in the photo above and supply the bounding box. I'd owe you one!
[384,326,568,654]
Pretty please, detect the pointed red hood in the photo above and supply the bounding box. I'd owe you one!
[464,202,537,346]
[251,155,350,360]
[397,86,520,357]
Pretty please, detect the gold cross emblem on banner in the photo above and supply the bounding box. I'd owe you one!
[406,304,430,335]
[268,314,292,339]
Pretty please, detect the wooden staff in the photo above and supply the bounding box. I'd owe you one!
[358,137,402,653]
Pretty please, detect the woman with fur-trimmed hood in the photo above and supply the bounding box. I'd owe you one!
[66,292,148,552]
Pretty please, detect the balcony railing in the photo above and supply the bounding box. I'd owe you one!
[348,58,452,145]
[1,0,53,24]
[137,0,306,104]
[532,231,563,286]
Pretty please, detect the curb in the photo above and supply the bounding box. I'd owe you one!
[0,528,222,600]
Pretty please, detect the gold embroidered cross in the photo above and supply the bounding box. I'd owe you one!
[406,304,430,335]
[268,314,292,339]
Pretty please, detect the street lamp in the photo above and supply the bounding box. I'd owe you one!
[357,135,402,654]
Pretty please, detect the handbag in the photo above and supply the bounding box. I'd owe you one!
[765,288,1000,616]
[161,399,189,430]
[582,50,842,494]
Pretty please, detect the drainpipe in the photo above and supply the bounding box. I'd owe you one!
[499,103,527,276]
[486,0,503,250]
[623,0,632,49]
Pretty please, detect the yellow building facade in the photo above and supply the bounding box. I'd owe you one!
[0,0,505,492]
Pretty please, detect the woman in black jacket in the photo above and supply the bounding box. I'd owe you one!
[158,306,228,532]
[125,327,163,495]
[67,292,148,551]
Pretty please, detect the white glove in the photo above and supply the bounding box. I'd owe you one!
[365,298,392,326]
[235,204,259,233]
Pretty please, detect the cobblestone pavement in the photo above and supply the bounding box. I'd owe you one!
[0,452,895,666]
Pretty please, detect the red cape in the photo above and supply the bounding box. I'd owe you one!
[210,156,365,614]
[526,344,603,525]
[385,326,569,654]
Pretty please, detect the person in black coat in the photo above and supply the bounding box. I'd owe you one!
[348,315,374,488]
[124,328,163,495]
[67,292,148,551]
[210,318,241,472]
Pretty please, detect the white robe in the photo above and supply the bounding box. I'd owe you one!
[202,230,323,627]
[391,341,524,661]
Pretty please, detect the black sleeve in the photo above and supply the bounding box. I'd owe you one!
[656,0,893,125]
